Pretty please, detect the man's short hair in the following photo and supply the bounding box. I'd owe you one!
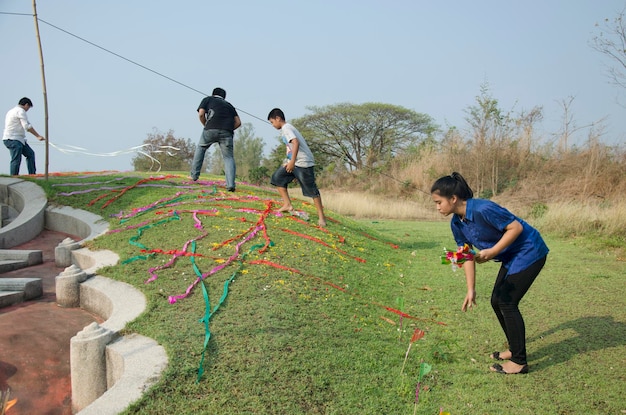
[267,108,285,121]
[19,97,33,107]
[212,88,226,99]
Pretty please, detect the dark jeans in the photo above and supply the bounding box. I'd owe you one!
[4,139,36,175]
[490,255,547,365]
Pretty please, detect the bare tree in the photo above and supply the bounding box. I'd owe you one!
[591,7,626,90]
[554,96,600,154]
[464,84,515,197]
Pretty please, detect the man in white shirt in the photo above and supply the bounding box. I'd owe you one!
[2,97,45,175]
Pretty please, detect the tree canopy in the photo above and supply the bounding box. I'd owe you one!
[132,129,195,172]
[292,103,438,171]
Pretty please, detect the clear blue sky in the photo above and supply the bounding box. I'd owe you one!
[1,1,625,173]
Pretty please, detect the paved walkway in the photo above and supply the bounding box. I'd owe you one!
[0,230,101,415]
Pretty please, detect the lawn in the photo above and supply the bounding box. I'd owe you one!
[34,172,626,415]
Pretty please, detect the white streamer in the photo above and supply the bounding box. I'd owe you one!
[42,141,180,172]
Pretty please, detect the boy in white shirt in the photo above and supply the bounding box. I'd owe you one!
[267,108,326,227]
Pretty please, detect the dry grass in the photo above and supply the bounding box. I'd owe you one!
[292,188,441,220]
[534,200,626,237]
[293,184,625,258]
[309,138,626,250]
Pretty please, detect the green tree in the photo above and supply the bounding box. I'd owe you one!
[264,137,288,171]
[206,123,265,180]
[293,103,438,171]
[132,129,195,172]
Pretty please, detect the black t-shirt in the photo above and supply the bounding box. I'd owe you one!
[197,96,239,131]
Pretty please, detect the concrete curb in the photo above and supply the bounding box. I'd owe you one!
[45,204,110,243]
[0,178,47,248]
[78,334,168,415]
[0,177,168,414]
[79,276,146,334]
[43,203,169,414]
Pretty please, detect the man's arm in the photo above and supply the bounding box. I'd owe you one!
[233,115,241,130]
[27,127,45,141]
[198,109,207,126]
[18,111,44,141]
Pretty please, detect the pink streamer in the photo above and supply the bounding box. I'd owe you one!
[168,225,263,304]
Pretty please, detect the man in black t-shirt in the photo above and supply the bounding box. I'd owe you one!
[190,87,241,191]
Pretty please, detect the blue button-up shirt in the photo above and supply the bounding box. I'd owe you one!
[451,198,549,276]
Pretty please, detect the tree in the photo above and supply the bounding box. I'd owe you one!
[205,123,265,180]
[463,83,543,197]
[591,7,626,90]
[132,129,196,172]
[293,103,438,171]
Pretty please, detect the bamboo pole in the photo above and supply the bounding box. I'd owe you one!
[32,0,49,179]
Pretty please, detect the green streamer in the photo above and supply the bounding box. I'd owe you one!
[194,241,268,382]
[121,253,156,264]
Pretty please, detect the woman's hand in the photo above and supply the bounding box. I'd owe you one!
[462,290,476,312]
[475,248,495,263]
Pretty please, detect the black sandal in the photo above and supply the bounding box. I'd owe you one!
[490,363,529,374]
[490,351,504,361]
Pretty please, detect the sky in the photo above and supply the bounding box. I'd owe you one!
[1,0,625,174]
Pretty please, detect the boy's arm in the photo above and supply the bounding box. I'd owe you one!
[285,138,299,172]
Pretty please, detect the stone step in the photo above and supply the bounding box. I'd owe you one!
[0,249,43,266]
[0,277,43,300]
[0,290,23,308]
[0,259,30,273]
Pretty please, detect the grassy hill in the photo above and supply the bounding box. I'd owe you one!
[34,172,626,414]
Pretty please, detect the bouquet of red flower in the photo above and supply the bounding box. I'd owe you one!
[441,244,476,270]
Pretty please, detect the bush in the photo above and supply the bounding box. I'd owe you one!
[248,166,270,185]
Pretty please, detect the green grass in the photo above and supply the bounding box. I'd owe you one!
[29,172,626,414]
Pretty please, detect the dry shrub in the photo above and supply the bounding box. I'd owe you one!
[313,137,625,242]
[291,188,440,220]
[534,200,626,241]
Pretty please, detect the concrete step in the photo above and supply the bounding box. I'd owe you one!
[0,249,43,266]
[0,259,30,273]
[0,277,43,300]
[0,290,23,308]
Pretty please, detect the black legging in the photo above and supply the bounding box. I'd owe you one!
[490,256,547,365]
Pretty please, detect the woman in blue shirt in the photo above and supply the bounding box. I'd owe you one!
[431,172,549,375]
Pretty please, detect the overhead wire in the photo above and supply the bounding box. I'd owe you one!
[33,15,270,125]
[3,11,418,188]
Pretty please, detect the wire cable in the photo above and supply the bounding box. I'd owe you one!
[3,11,418,188]
[35,17,270,125]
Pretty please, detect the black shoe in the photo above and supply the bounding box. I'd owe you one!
[227,187,236,192]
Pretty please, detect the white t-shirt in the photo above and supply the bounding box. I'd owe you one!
[281,123,315,168]
[3,106,31,144]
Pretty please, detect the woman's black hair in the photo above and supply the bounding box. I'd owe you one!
[430,172,474,200]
